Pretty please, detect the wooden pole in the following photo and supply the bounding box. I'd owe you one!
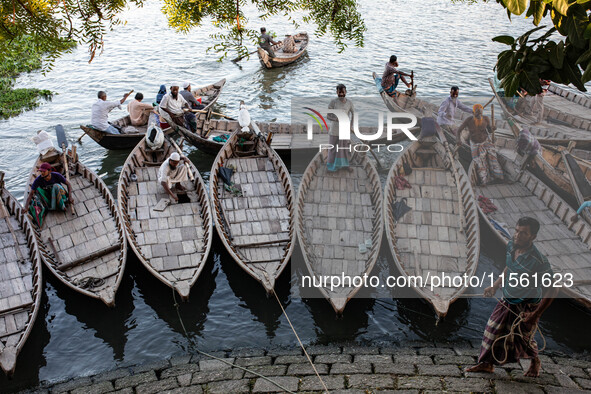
[190,109,235,120]
[61,146,76,215]
[483,95,495,109]
[169,138,195,181]
[491,104,496,142]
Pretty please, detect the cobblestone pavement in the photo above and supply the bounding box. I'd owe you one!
[20,341,591,393]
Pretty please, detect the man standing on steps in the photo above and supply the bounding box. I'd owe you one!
[466,217,557,377]
[326,84,354,173]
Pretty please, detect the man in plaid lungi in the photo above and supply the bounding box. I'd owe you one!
[466,217,557,377]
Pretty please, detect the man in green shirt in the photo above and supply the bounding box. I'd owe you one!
[259,27,279,57]
[466,217,558,377]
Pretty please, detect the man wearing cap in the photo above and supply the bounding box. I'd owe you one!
[127,92,155,126]
[455,104,503,185]
[92,90,133,134]
[25,163,74,227]
[180,82,205,110]
[158,84,197,132]
[158,152,190,202]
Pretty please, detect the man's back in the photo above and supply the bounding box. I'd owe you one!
[92,99,120,130]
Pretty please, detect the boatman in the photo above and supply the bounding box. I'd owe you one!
[381,55,412,97]
[180,82,205,110]
[259,27,279,58]
[25,162,74,227]
[158,152,190,203]
[91,90,133,134]
[455,104,503,185]
[437,86,472,133]
[466,217,557,378]
[326,84,354,172]
[127,92,154,127]
[158,84,197,132]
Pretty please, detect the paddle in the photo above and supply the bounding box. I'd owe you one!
[435,124,466,233]
[169,137,195,181]
[188,108,236,121]
[0,172,26,263]
[232,49,258,63]
[56,125,76,215]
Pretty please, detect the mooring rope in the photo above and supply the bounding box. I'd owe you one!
[269,285,330,393]
[171,287,296,394]
[490,296,546,364]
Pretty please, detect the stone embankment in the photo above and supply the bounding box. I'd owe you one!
[21,341,591,393]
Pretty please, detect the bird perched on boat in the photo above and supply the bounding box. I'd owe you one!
[238,101,251,132]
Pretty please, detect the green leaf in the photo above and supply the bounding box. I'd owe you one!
[576,48,591,64]
[582,62,591,83]
[492,35,515,45]
[549,41,565,68]
[552,0,570,15]
[584,24,591,40]
[503,0,528,15]
[530,0,546,25]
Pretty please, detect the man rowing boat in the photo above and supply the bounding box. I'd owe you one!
[466,217,557,377]
[381,55,412,97]
[158,84,197,132]
[259,27,279,58]
[456,104,503,185]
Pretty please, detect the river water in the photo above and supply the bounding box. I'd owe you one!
[2,0,591,390]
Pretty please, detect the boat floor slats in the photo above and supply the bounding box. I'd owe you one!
[301,162,379,277]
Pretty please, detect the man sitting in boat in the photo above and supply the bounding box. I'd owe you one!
[282,35,297,53]
[437,86,472,134]
[381,55,412,97]
[180,82,205,110]
[467,217,557,378]
[455,104,503,185]
[127,92,154,127]
[326,84,354,172]
[25,162,74,227]
[158,84,197,132]
[158,152,189,203]
[259,27,279,57]
[91,90,133,134]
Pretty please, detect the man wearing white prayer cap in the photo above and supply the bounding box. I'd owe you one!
[158,151,190,202]
[180,81,205,110]
[159,83,198,132]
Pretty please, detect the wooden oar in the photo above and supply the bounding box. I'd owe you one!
[491,104,496,142]
[55,125,76,215]
[169,138,195,181]
[0,172,25,263]
[232,49,258,63]
[189,108,236,121]
[436,125,466,233]
[483,95,495,109]
[77,130,87,143]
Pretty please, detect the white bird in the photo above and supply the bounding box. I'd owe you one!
[238,100,251,132]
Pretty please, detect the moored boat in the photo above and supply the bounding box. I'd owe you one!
[469,152,591,309]
[0,172,43,376]
[258,32,309,69]
[210,127,295,293]
[296,151,383,314]
[24,148,127,307]
[117,137,213,299]
[383,136,480,316]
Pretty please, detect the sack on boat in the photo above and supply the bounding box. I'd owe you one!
[392,198,412,222]
[146,122,164,150]
[31,130,54,155]
[122,125,138,134]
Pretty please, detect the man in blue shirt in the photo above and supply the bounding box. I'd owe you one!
[466,217,557,377]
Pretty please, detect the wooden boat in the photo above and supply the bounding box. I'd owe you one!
[257,32,308,69]
[488,78,591,140]
[384,136,480,316]
[541,83,591,130]
[372,72,427,118]
[0,172,43,376]
[210,128,295,293]
[117,137,213,299]
[81,78,226,150]
[296,151,383,314]
[24,148,127,307]
[178,118,408,156]
[469,152,591,309]
[80,114,149,150]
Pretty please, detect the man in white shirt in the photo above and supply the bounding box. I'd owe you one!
[91,90,132,134]
[159,84,197,132]
[158,152,190,202]
[437,86,472,133]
